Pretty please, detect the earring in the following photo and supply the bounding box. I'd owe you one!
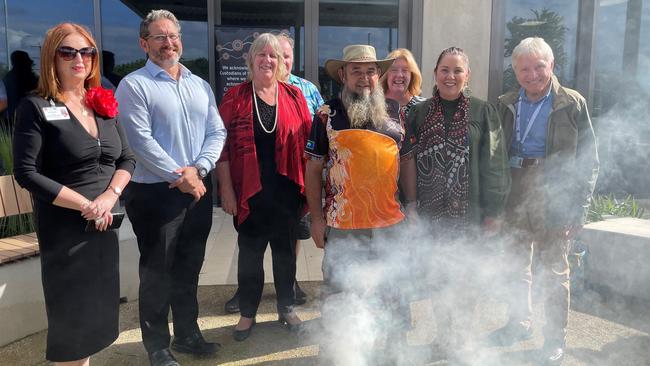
[463,84,472,97]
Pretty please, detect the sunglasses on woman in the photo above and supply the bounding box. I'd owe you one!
[56,46,97,61]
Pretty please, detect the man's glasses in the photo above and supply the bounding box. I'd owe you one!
[56,46,97,61]
[146,33,181,43]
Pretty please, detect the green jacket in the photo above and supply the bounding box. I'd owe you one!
[497,75,599,226]
[405,96,511,225]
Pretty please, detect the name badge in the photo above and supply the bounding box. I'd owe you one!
[42,106,70,121]
[509,155,523,168]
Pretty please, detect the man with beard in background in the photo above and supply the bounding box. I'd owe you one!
[305,45,412,364]
[116,9,226,366]
[491,37,599,365]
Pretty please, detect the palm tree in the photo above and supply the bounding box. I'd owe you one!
[503,8,568,92]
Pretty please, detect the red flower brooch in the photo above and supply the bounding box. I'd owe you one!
[85,87,119,118]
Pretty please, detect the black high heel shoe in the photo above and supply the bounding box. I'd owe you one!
[233,318,256,341]
[278,312,303,332]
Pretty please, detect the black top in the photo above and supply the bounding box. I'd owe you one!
[12,95,136,205]
[440,97,461,122]
[237,95,302,236]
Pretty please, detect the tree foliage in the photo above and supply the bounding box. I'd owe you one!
[503,8,568,92]
[113,57,209,82]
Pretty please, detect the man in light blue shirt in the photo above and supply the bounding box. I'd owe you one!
[115,9,226,366]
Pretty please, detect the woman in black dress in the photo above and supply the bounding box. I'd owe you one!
[13,23,135,365]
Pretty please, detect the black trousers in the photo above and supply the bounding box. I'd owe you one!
[238,229,296,318]
[125,179,213,353]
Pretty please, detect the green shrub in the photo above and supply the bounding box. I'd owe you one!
[587,194,646,223]
[0,213,35,238]
[0,124,12,174]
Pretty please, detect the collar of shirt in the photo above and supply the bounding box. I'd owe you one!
[288,74,300,86]
[518,83,552,105]
[144,59,191,81]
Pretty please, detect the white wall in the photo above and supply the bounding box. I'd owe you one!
[420,0,493,100]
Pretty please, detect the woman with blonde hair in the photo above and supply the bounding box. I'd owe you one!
[381,48,426,127]
[13,23,135,365]
[216,33,312,341]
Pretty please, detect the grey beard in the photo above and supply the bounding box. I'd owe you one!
[341,87,388,129]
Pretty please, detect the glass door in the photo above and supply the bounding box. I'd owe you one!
[317,0,399,100]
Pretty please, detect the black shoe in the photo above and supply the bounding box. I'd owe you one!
[148,348,180,366]
[538,340,565,365]
[294,281,307,305]
[233,318,256,342]
[171,332,221,355]
[224,290,240,314]
[486,322,533,346]
[278,312,303,332]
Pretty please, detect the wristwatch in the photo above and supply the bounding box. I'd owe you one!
[195,163,208,179]
[107,185,122,197]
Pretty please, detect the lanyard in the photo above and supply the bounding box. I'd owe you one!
[515,93,549,145]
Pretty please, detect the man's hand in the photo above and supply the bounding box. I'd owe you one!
[482,216,502,237]
[169,166,206,201]
[405,201,418,218]
[311,215,327,249]
[564,224,582,240]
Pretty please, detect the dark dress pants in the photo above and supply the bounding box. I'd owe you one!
[125,178,213,353]
[237,228,296,318]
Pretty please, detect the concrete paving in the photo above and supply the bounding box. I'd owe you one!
[1,210,649,365]
[0,281,648,366]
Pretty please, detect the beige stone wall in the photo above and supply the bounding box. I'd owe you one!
[419,0,493,100]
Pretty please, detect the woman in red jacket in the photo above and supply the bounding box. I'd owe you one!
[216,33,312,341]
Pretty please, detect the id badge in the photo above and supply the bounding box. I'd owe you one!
[42,106,70,121]
[509,155,523,168]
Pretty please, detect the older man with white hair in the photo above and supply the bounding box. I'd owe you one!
[492,37,599,365]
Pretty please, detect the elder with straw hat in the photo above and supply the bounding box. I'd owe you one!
[304,44,411,363]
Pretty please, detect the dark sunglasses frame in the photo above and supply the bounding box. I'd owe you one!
[56,46,97,61]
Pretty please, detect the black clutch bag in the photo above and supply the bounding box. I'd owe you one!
[84,212,125,232]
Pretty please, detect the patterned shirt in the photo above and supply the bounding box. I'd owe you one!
[288,74,324,117]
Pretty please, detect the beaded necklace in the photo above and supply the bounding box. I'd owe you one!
[252,82,278,133]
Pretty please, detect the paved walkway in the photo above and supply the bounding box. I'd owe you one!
[1,282,648,366]
[1,209,649,365]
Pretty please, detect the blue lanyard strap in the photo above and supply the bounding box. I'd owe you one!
[515,92,550,145]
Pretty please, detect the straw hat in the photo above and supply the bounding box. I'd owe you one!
[325,45,395,84]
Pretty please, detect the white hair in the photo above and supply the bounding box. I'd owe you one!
[512,37,554,69]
